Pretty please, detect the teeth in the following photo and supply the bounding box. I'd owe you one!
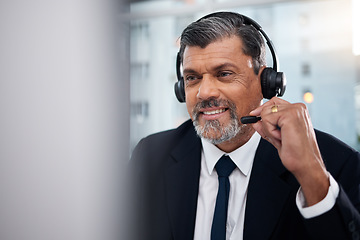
[203,109,226,115]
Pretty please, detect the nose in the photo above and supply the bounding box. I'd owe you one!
[196,75,220,100]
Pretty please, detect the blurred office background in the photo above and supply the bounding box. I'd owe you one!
[125,0,360,152]
[0,0,359,240]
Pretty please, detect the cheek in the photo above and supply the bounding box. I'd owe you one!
[232,83,262,113]
[185,98,195,120]
[245,75,262,98]
[185,88,197,116]
[252,83,263,101]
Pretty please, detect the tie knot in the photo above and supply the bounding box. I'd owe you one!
[215,155,236,177]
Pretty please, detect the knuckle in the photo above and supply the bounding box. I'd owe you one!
[295,102,307,111]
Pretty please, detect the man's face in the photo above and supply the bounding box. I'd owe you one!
[183,36,263,148]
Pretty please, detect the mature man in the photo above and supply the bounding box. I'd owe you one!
[129,12,360,240]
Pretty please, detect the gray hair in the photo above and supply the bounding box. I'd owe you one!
[179,12,266,74]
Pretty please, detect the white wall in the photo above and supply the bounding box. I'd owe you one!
[0,0,128,239]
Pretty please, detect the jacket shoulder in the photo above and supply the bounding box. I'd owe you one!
[315,129,358,159]
[130,119,197,165]
[315,129,360,176]
[138,119,194,149]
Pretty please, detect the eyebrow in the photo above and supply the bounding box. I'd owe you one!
[183,62,238,75]
[213,63,238,71]
[182,68,198,75]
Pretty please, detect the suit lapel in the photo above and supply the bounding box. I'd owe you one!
[165,126,202,240]
[244,139,294,240]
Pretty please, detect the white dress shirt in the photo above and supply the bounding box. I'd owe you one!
[193,132,340,240]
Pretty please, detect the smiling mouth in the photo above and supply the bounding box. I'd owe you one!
[202,108,228,115]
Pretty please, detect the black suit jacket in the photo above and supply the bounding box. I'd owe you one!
[128,119,360,240]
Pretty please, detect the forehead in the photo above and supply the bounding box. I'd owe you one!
[182,36,245,67]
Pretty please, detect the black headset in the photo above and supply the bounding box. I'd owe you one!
[174,12,286,103]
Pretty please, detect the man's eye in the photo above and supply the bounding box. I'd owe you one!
[185,75,198,81]
[218,71,232,78]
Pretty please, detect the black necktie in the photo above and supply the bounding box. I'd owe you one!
[211,155,236,240]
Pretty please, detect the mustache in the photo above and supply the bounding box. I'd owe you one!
[192,98,236,120]
[196,98,227,108]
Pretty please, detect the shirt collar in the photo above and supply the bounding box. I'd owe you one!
[201,132,261,176]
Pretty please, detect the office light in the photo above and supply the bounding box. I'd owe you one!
[303,92,314,104]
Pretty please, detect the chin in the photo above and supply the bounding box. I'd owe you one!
[193,119,242,145]
[202,131,223,142]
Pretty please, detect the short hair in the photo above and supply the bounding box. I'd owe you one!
[179,12,266,75]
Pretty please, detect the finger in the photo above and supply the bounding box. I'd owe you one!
[266,96,291,106]
[255,104,283,142]
[249,97,290,116]
[262,116,282,140]
[252,104,281,131]
[265,135,281,149]
[252,120,282,149]
[249,104,264,116]
[252,109,281,141]
[252,121,265,138]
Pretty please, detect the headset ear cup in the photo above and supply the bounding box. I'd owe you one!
[174,52,186,103]
[276,72,286,97]
[261,68,275,99]
[174,78,186,103]
[261,67,286,99]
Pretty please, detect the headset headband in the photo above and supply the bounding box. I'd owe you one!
[175,12,286,102]
[193,12,279,72]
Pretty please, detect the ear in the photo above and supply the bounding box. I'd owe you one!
[257,65,267,77]
[257,66,266,99]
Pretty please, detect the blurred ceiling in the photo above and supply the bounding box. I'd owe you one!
[121,0,328,20]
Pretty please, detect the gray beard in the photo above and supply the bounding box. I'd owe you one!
[192,99,243,145]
